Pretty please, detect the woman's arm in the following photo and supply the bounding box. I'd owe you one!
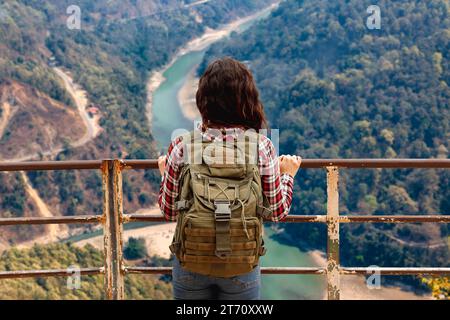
[158,137,184,221]
[259,136,301,222]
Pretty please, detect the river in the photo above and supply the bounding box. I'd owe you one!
[149,5,326,300]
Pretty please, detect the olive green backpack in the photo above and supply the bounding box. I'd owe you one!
[169,130,271,278]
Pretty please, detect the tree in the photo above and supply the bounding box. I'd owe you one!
[422,277,449,300]
[124,237,148,260]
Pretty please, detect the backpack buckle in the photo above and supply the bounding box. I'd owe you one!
[176,199,193,211]
[214,200,231,221]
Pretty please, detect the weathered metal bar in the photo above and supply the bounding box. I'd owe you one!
[340,215,450,223]
[124,266,327,275]
[260,267,326,274]
[123,266,450,276]
[326,167,340,300]
[341,267,450,276]
[123,214,328,223]
[0,160,102,172]
[121,159,450,169]
[3,266,448,281]
[0,215,103,226]
[1,159,449,172]
[1,213,445,227]
[121,159,159,170]
[302,159,450,169]
[0,267,104,279]
[123,214,450,224]
[102,160,125,300]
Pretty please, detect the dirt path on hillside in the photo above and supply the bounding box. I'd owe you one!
[367,225,448,249]
[17,172,69,247]
[0,102,17,139]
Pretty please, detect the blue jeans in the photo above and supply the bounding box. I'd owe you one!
[172,258,261,300]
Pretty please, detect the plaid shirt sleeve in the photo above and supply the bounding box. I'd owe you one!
[258,135,295,222]
[158,136,185,221]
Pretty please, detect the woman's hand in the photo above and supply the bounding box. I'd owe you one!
[279,155,302,178]
[158,155,167,176]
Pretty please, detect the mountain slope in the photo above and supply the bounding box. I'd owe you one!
[0,0,275,244]
[201,0,449,290]
[0,79,85,160]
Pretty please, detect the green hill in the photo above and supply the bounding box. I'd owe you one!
[0,243,171,299]
[201,0,449,290]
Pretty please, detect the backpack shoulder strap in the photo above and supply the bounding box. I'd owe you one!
[174,131,196,211]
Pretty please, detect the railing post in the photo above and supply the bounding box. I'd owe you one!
[326,166,340,300]
[102,159,125,300]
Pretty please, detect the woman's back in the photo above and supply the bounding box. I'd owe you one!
[157,58,302,300]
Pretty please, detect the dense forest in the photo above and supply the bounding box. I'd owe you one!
[200,0,449,290]
[0,243,172,299]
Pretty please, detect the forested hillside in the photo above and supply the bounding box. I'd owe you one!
[201,0,449,290]
[0,243,172,299]
[0,0,274,244]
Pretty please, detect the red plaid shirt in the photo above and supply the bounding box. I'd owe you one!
[158,127,294,222]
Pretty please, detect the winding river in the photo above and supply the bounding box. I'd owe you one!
[149,5,325,300]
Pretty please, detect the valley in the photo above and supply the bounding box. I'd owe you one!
[0,0,447,299]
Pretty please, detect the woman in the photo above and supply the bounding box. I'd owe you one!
[158,57,301,300]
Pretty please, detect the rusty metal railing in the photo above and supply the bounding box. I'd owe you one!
[0,159,449,300]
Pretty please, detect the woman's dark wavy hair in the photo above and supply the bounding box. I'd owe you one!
[196,57,267,130]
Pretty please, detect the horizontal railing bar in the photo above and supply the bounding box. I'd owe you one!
[124,266,326,275]
[3,266,446,280]
[0,267,104,279]
[122,159,158,169]
[0,160,103,171]
[124,214,449,224]
[0,159,449,172]
[1,214,445,227]
[123,214,328,223]
[121,159,450,169]
[0,215,103,226]
[123,266,450,276]
[341,267,450,276]
[341,215,450,223]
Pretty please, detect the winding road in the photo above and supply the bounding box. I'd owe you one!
[2,68,101,162]
[53,67,102,147]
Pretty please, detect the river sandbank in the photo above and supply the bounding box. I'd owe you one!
[73,207,176,259]
[177,68,200,121]
[308,250,432,300]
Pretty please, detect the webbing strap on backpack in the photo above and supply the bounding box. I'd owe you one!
[214,200,232,257]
